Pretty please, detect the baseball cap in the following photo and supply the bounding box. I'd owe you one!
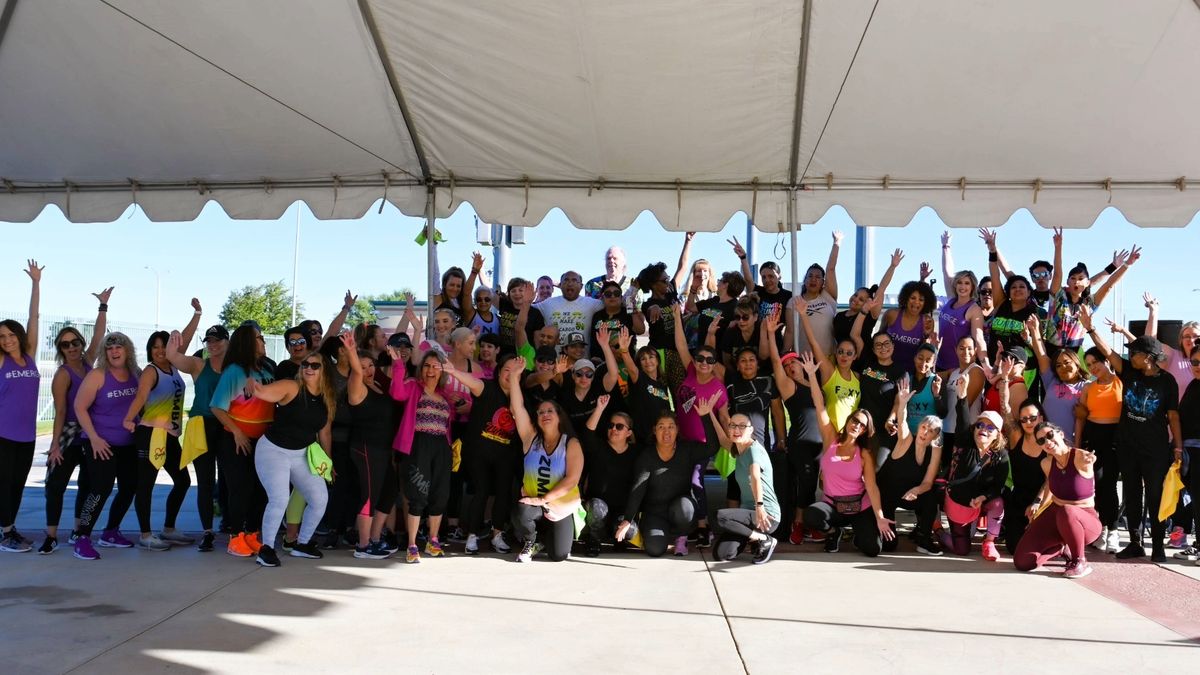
[976,411,1004,431]
[203,325,229,342]
[572,358,595,373]
[566,332,586,346]
[1129,335,1165,361]
[535,346,558,363]
[387,332,414,349]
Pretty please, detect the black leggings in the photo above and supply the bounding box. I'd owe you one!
[78,443,137,536]
[466,444,516,535]
[786,440,822,519]
[583,497,616,542]
[878,484,937,549]
[1184,445,1200,538]
[320,438,359,532]
[0,436,36,529]
[351,442,397,517]
[715,508,779,560]
[1119,444,1170,547]
[44,442,91,529]
[134,426,190,532]
[1082,421,1120,528]
[511,502,573,561]
[803,501,882,557]
[403,433,451,517]
[193,417,221,531]
[638,496,696,557]
[216,428,267,534]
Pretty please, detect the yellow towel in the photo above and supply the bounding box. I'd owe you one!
[179,416,208,469]
[451,438,462,473]
[149,427,168,469]
[1159,460,1184,522]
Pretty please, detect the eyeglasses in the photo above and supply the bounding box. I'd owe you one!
[873,341,893,349]
[602,290,622,299]
[974,422,998,433]
[301,361,322,371]
[835,349,856,357]
[608,422,629,431]
[58,339,83,349]
[1030,271,1052,280]
[574,370,595,378]
[1018,415,1040,424]
[287,338,307,347]
[846,418,866,428]
[697,355,719,365]
[729,423,752,430]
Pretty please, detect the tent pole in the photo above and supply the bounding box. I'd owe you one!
[425,186,436,337]
[855,224,873,290]
[788,188,800,353]
[745,217,758,284]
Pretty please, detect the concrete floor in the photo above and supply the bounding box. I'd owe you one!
[2,449,1197,674]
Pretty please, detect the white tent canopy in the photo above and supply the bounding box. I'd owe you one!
[3,0,1200,230]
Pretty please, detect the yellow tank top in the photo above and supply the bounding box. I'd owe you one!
[822,369,861,432]
[1085,377,1123,421]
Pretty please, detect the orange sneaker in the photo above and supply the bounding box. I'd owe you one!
[245,532,263,554]
[226,532,253,557]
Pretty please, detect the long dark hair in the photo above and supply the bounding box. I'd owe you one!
[0,319,28,358]
[54,326,87,365]
[534,399,576,445]
[838,409,876,449]
[225,325,266,375]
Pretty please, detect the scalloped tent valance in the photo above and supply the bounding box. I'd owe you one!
[2,0,1199,229]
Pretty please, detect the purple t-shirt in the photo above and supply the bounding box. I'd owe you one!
[675,363,728,443]
[85,370,139,447]
[1040,370,1087,445]
[0,354,41,442]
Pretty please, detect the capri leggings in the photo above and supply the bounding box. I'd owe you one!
[637,496,697,557]
[351,442,398,517]
[76,443,137,536]
[43,442,91,529]
[133,425,190,532]
[511,503,574,561]
[404,432,452,517]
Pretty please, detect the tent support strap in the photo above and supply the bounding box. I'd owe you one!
[788,188,801,353]
[425,185,436,333]
[0,0,18,56]
[787,0,814,186]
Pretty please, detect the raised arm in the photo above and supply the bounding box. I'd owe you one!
[23,259,42,356]
[178,298,203,353]
[1143,292,1159,338]
[507,362,536,448]
[940,231,956,293]
[461,253,484,325]
[85,286,114,364]
[875,249,904,303]
[325,289,357,341]
[671,302,693,370]
[1023,314,1051,374]
[1050,227,1064,294]
[672,232,696,290]
[825,231,842,301]
[762,310,795,400]
[1078,305,1122,374]
[794,295,833,384]
[596,325,620,392]
[979,228,1007,306]
[798,352,835,446]
[617,327,639,384]
[729,236,753,287]
[397,292,414,336]
[165,331,204,377]
[1091,245,1140,307]
[342,334,368,406]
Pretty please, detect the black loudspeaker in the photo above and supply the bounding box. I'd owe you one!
[1128,320,1182,346]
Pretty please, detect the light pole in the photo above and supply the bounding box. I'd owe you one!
[291,204,301,326]
[144,265,161,329]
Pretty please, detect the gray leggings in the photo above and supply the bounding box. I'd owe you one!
[715,508,779,560]
[638,496,696,557]
[255,436,329,546]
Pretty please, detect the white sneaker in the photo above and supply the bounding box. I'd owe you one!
[159,530,196,545]
[515,540,535,563]
[492,531,511,553]
[1105,529,1121,554]
[138,534,172,551]
[1173,546,1199,562]
[464,534,479,555]
[1089,527,1107,550]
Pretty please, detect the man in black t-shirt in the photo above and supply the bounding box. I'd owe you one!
[497,277,544,351]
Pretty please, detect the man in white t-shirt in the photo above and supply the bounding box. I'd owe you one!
[536,270,604,349]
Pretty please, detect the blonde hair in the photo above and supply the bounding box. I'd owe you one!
[95,332,142,378]
[690,259,718,294]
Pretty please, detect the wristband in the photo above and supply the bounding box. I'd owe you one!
[98,303,108,312]
[193,310,202,316]
[1104,263,1117,275]
[755,501,764,506]
[737,254,746,260]
[988,251,998,263]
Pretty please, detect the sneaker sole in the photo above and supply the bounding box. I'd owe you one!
[289,551,322,559]
[72,551,100,561]
[753,542,777,565]
[97,540,133,549]
[226,549,253,557]
[138,546,172,551]
[1066,567,1094,579]
[353,552,390,560]
[916,546,944,556]
[255,558,280,567]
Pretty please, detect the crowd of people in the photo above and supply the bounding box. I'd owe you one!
[1,226,1197,579]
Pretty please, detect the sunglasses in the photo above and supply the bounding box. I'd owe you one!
[1018,415,1040,424]
[1030,271,1052,280]
[1034,432,1057,446]
[476,296,493,303]
[308,329,322,336]
[535,358,556,365]
[1189,359,1200,367]
[736,314,754,321]
[301,361,322,371]
[602,290,623,298]
[287,338,307,347]
[975,422,998,433]
[574,370,595,378]
[835,349,856,357]
[608,422,629,431]
[58,338,83,349]
[696,355,719,365]
[978,289,993,297]
[846,418,867,428]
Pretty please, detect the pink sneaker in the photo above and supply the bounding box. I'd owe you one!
[1064,559,1093,579]
[673,535,689,556]
[98,529,134,548]
[981,539,1000,561]
[1167,526,1187,549]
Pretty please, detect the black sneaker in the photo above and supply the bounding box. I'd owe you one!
[319,531,339,550]
[218,520,234,535]
[824,528,842,553]
[752,535,778,565]
[381,529,399,553]
[1115,542,1146,559]
[881,537,900,553]
[445,526,467,543]
[281,539,296,553]
[341,531,358,548]
[37,536,58,555]
[198,532,215,552]
[1150,545,1167,563]
[695,526,713,548]
[256,545,281,567]
[584,539,602,557]
[290,541,324,559]
[915,534,943,556]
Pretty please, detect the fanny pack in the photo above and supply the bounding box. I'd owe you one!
[831,492,865,515]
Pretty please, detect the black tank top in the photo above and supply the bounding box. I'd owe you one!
[1009,439,1044,501]
[879,442,931,492]
[784,383,820,445]
[350,388,398,449]
[265,387,328,450]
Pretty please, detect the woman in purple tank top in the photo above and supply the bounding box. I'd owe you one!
[0,259,43,554]
[1012,421,1101,579]
[71,332,143,560]
[38,287,112,554]
[936,231,986,371]
[881,280,937,374]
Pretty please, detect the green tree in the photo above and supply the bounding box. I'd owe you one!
[219,281,300,334]
[347,288,414,327]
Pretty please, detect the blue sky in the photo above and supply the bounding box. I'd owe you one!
[2,200,1197,331]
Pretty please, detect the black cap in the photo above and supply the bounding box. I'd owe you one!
[535,345,558,363]
[1129,335,1165,361]
[239,319,262,332]
[387,332,413,349]
[204,325,230,342]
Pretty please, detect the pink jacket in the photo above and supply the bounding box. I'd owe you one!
[390,375,453,454]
